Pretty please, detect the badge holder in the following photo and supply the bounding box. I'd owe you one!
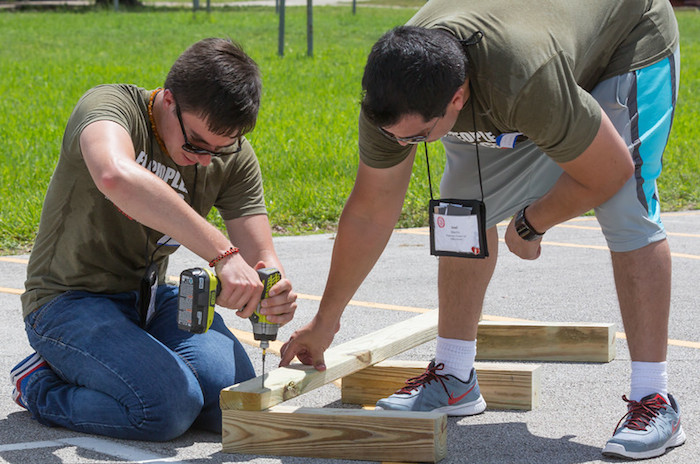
[429,198,488,258]
[424,94,489,259]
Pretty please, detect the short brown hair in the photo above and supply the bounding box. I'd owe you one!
[165,38,262,137]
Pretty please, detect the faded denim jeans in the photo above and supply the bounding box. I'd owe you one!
[23,285,254,441]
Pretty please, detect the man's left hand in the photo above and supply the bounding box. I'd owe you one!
[253,262,297,325]
[505,218,542,260]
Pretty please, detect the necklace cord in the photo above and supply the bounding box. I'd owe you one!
[424,142,434,201]
[471,88,485,202]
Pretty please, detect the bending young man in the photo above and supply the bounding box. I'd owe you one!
[11,38,297,441]
[280,0,683,459]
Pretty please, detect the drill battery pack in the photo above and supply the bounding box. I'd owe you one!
[177,268,219,334]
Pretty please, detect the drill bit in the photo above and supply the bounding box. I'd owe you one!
[260,340,269,389]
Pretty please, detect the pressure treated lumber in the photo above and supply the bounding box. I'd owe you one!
[341,360,541,410]
[221,310,440,411]
[221,405,447,462]
[222,315,614,411]
[229,320,615,364]
[476,321,616,362]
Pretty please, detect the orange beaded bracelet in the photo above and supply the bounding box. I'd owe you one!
[208,247,239,267]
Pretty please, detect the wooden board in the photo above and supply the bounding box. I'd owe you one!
[341,360,540,410]
[228,321,615,364]
[476,321,616,362]
[221,310,440,411]
[222,405,447,463]
[222,316,613,411]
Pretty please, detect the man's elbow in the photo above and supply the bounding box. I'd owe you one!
[92,159,132,198]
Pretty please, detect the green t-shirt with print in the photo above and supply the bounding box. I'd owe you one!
[21,84,266,318]
[359,0,679,168]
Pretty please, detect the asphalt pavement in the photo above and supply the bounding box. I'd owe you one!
[1,211,699,464]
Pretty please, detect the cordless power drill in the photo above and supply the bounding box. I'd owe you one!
[177,267,282,386]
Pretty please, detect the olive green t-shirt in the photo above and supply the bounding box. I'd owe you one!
[22,84,266,317]
[359,0,679,168]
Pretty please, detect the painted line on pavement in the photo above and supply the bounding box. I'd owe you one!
[0,436,192,463]
[0,256,28,264]
[399,224,700,239]
[0,286,22,295]
[0,285,698,350]
[296,292,429,313]
[397,230,700,259]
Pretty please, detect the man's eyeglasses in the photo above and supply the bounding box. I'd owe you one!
[173,97,242,157]
[378,117,440,145]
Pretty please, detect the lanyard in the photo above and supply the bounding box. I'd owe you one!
[424,90,485,202]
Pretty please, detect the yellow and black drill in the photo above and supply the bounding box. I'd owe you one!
[177,267,281,387]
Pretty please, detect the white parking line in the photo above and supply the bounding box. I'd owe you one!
[0,436,192,463]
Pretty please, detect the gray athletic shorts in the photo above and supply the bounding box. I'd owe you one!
[440,47,680,253]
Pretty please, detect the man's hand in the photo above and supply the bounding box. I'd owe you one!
[254,261,297,325]
[504,218,542,260]
[279,316,339,371]
[214,253,263,316]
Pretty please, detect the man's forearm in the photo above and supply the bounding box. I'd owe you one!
[525,112,634,234]
[525,170,616,234]
[100,158,233,262]
[316,207,397,327]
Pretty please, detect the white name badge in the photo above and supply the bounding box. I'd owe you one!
[429,199,489,258]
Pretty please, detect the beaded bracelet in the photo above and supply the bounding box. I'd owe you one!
[208,247,239,267]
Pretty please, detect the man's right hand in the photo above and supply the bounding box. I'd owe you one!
[214,252,263,317]
[279,316,339,371]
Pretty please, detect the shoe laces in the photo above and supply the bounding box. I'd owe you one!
[396,362,451,395]
[613,394,667,432]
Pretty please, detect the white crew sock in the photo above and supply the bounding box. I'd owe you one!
[630,361,668,402]
[434,336,476,380]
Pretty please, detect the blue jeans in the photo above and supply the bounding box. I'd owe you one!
[23,285,255,441]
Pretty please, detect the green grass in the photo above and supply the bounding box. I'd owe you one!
[662,10,700,210]
[0,7,698,254]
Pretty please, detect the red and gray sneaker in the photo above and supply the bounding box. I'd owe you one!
[10,352,49,409]
[375,361,486,416]
[602,393,686,460]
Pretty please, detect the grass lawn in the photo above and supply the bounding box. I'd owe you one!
[0,6,698,254]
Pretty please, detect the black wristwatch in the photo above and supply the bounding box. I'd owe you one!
[514,206,544,241]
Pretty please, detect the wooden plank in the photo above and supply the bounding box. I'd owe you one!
[220,310,439,411]
[222,316,613,411]
[476,321,616,362]
[341,360,541,410]
[228,320,615,365]
[222,405,447,463]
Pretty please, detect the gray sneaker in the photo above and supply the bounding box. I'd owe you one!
[375,361,486,416]
[602,393,686,460]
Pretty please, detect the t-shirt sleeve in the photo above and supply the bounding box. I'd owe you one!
[358,110,413,169]
[508,52,602,163]
[213,138,267,220]
[62,85,144,160]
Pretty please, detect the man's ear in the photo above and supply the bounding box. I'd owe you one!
[450,80,470,110]
[161,88,176,112]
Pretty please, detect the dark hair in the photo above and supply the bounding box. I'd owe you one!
[361,26,468,127]
[164,38,261,137]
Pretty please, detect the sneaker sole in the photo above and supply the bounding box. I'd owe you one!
[12,388,27,409]
[602,426,687,460]
[434,395,487,416]
[10,353,44,386]
[376,395,488,416]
